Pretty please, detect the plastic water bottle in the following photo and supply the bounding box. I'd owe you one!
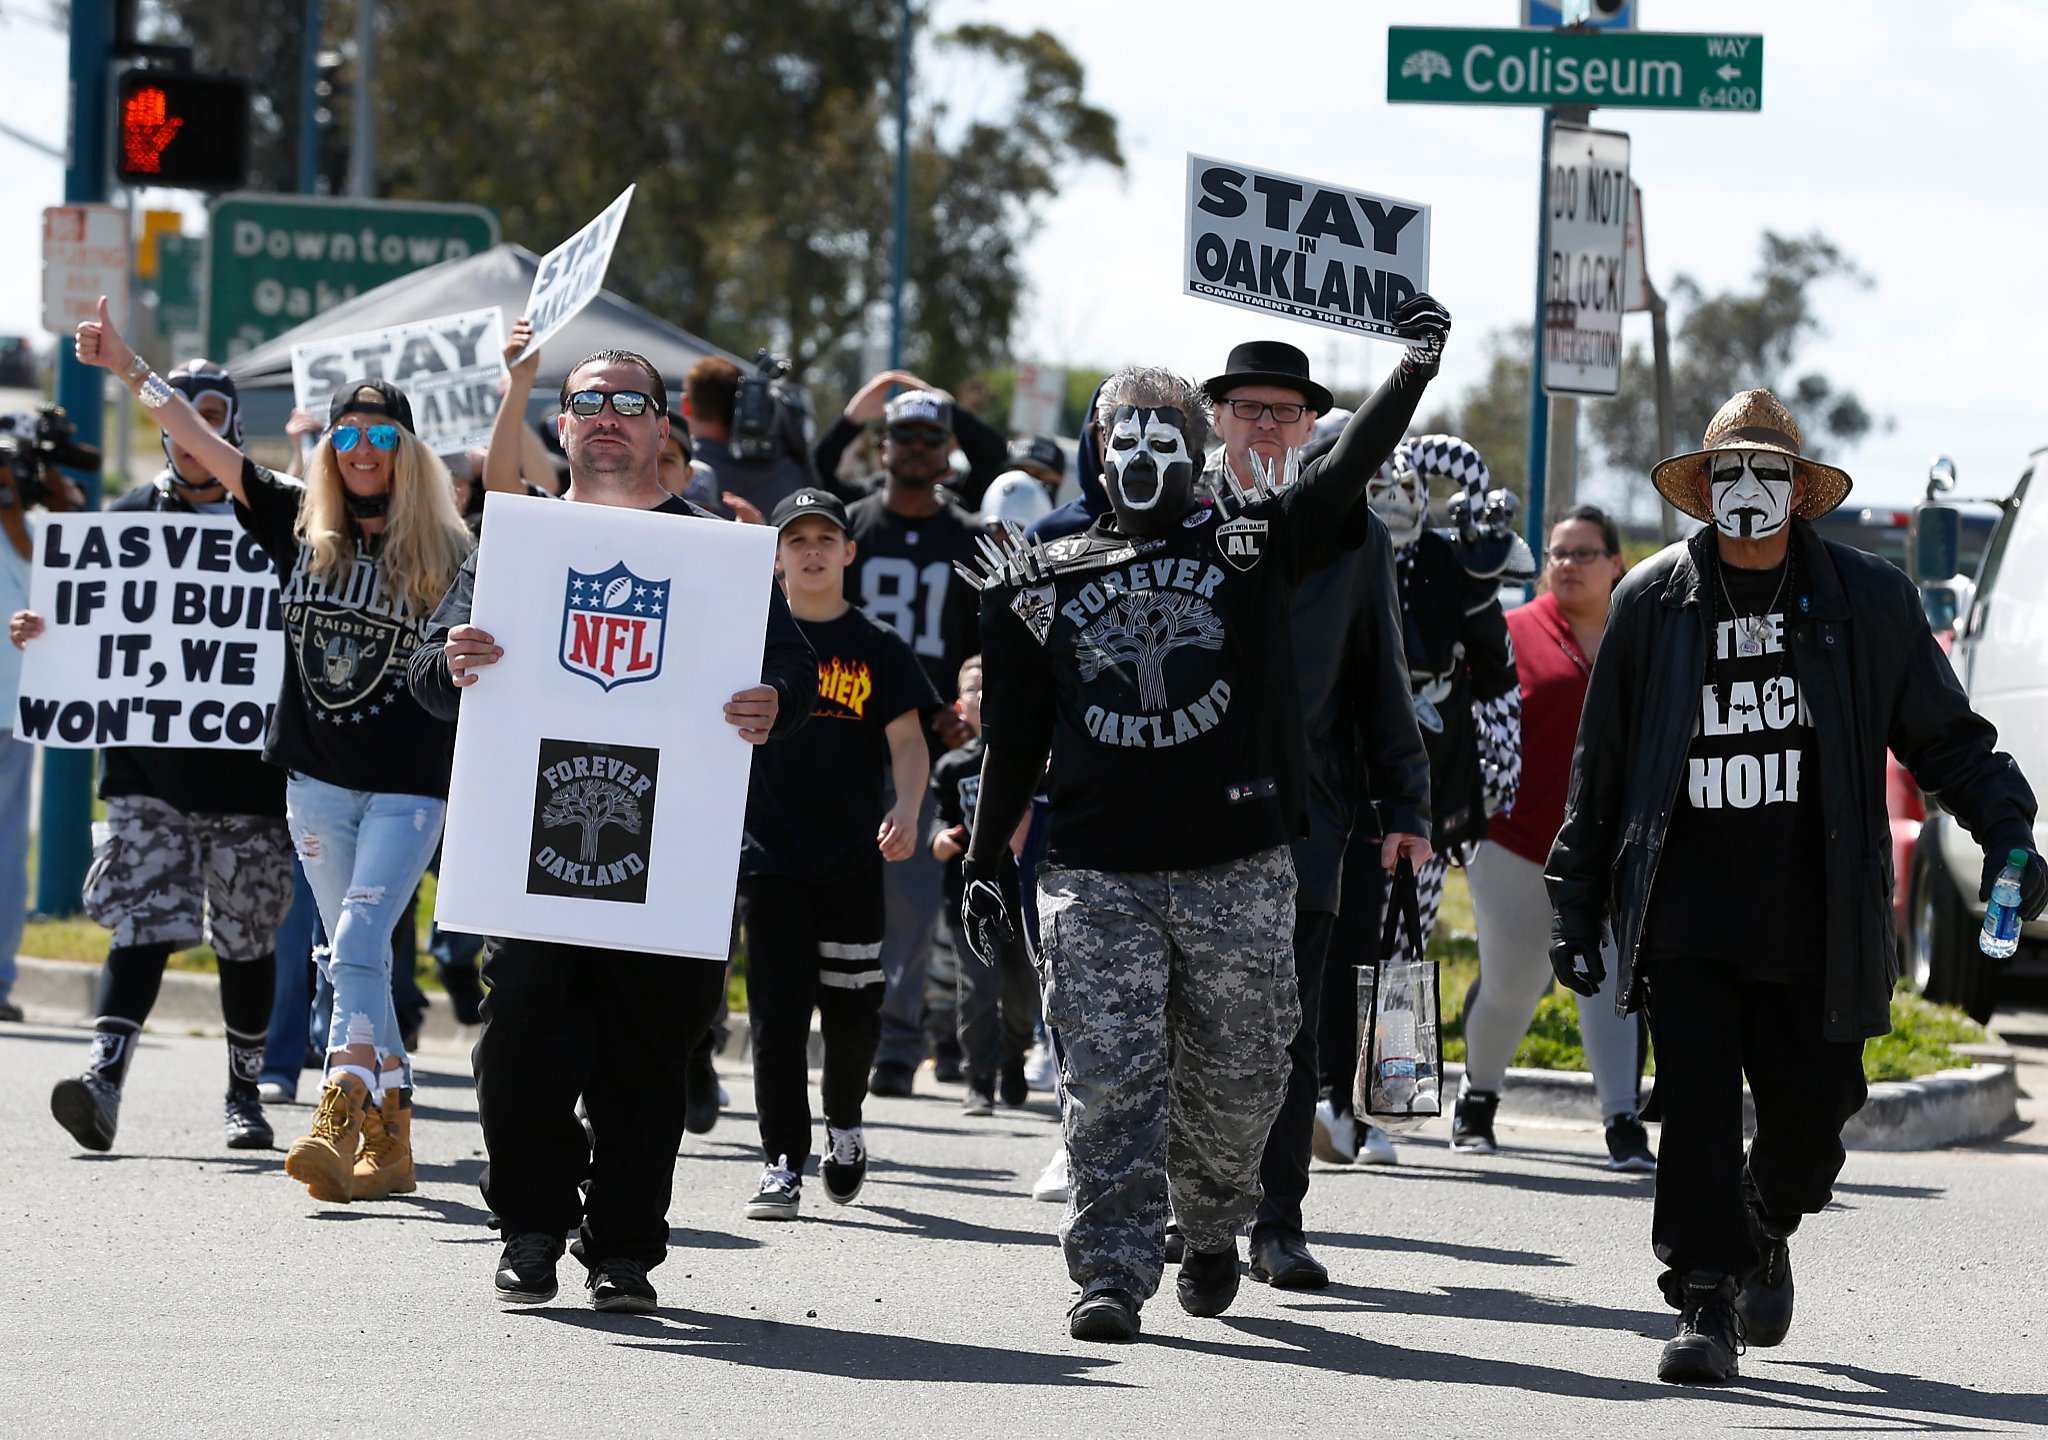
[1980,848,2027,959]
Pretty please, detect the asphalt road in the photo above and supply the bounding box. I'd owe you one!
[3,1019,2044,1439]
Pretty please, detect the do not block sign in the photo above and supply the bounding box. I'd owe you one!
[1542,124,1632,397]
[1184,154,1430,341]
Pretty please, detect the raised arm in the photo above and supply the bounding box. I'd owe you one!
[74,297,247,502]
[484,318,542,496]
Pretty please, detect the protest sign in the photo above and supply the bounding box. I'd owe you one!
[16,514,283,749]
[509,186,636,366]
[1184,154,1430,340]
[1541,124,1631,396]
[292,307,507,453]
[433,494,776,959]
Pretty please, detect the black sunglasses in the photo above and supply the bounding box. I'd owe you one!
[886,425,947,448]
[566,389,661,419]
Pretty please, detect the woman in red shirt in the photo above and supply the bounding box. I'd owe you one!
[1457,505,1653,1169]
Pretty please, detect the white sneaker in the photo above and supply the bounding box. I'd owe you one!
[256,1081,295,1106]
[1311,1099,1357,1165]
[1023,1043,1058,1092]
[1031,1145,1070,1203]
[1357,1123,1398,1166]
[745,1156,802,1220]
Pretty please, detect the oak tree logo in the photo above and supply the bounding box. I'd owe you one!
[527,738,660,904]
[1076,590,1224,710]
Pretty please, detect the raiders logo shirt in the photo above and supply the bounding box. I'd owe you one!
[1645,556,1824,976]
[980,487,1363,875]
[235,459,457,800]
[741,604,940,881]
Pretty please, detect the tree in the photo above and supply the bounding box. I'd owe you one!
[541,779,642,864]
[1419,326,1533,503]
[1076,592,1224,711]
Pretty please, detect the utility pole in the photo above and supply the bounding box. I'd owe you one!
[348,0,374,198]
[1649,279,1677,544]
[1522,107,1552,552]
[887,0,911,369]
[38,0,116,915]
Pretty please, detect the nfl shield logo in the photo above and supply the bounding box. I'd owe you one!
[559,562,670,691]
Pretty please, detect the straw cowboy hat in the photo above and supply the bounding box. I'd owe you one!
[1650,389,1853,523]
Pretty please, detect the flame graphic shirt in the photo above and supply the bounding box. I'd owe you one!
[743,606,940,881]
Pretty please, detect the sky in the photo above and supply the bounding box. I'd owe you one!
[1,0,2044,511]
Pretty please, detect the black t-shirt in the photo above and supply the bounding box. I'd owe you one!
[929,734,984,901]
[1646,555,1824,976]
[94,478,286,818]
[234,459,459,799]
[741,605,939,881]
[843,493,981,701]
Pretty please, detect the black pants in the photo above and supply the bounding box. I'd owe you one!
[1252,906,1338,1245]
[474,938,725,1269]
[739,869,886,1174]
[1642,957,1867,1303]
[950,897,1040,1079]
[1317,836,1390,1116]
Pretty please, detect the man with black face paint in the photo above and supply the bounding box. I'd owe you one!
[956,294,1451,1341]
[1548,388,2046,1385]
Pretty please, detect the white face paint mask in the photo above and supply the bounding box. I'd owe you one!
[1709,450,1796,540]
[1367,453,1426,547]
[1102,405,1195,536]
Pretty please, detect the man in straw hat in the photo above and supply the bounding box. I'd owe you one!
[1546,387,2046,1385]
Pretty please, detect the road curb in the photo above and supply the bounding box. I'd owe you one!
[14,955,2017,1146]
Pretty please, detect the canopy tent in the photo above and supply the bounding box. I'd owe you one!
[226,243,748,441]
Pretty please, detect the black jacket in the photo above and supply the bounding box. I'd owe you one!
[1547,521,2036,1042]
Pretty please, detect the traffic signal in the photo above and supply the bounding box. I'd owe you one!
[114,70,249,191]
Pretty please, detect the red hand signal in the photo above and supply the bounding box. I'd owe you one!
[120,86,184,175]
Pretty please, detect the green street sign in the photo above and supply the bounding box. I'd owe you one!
[1388,27,1763,112]
[204,194,499,361]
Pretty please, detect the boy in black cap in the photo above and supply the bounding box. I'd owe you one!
[738,488,941,1220]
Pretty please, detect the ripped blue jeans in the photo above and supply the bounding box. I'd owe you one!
[286,774,446,1090]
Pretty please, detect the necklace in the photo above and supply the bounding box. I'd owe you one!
[1717,554,1789,658]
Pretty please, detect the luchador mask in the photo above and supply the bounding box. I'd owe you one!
[1102,405,1195,536]
[1708,450,1795,541]
[1367,450,1426,547]
[162,360,242,486]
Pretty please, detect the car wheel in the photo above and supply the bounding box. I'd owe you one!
[1913,836,2002,1022]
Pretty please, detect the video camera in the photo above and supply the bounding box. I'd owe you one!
[732,349,798,464]
[0,404,100,510]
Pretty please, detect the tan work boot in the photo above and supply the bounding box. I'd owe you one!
[352,1088,415,1200]
[285,1073,369,1203]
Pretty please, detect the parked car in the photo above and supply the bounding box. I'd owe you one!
[1909,446,2048,1020]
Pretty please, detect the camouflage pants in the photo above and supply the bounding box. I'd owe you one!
[1037,845,1297,1301]
[83,795,295,961]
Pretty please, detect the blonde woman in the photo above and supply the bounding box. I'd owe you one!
[76,299,473,1205]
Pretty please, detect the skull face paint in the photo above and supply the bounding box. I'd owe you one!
[1367,450,1426,547]
[1709,450,1796,540]
[1103,405,1195,537]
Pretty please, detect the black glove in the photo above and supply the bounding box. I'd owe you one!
[959,852,1019,968]
[1979,846,2048,922]
[1391,293,1452,381]
[1549,935,1606,998]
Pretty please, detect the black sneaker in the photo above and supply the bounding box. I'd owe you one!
[1605,1112,1657,1172]
[868,1062,914,1098]
[51,1074,120,1152]
[821,1125,867,1205]
[223,1093,274,1150]
[495,1232,564,1305]
[684,1047,721,1136]
[1659,1271,1745,1384]
[999,1058,1029,1107]
[962,1075,996,1117]
[1736,1199,1796,1347]
[1068,1287,1142,1341]
[587,1257,658,1313]
[745,1157,802,1220]
[1451,1086,1499,1154]
[1163,1217,1184,1265]
[0,997,23,1022]
[932,1044,965,1085]
[1177,1243,1241,1317]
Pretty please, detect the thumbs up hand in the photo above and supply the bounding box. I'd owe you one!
[74,296,137,377]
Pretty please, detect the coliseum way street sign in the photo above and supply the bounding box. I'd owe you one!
[1388,27,1764,112]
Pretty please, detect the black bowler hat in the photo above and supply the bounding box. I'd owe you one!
[1202,341,1333,415]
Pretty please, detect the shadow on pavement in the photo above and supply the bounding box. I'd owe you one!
[74,1150,279,1177]
[1287,1281,1661,1337]
[1318,1162,1654,1202]
[525,1308,1127,1388]
[805,1201,1057,1250]
[1304,1231,1572,1268]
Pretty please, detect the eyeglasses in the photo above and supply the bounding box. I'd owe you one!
[886,425,947,448]
[331,424,400,453]
[1546,546,1614,565]
[566,389,660,419]
[1221,399,1309,424]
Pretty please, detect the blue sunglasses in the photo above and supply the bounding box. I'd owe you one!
[331,423,401,453]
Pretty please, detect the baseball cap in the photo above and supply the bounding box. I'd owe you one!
[883,390,953,433]
[1007,435,1064,479]
[770,488,851,533]
[328,378,417,435]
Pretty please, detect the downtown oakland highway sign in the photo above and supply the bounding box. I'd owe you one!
[1388,28,1763,112]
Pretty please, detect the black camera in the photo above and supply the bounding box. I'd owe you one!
[731,349,795,464]
[0,404,100,509]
